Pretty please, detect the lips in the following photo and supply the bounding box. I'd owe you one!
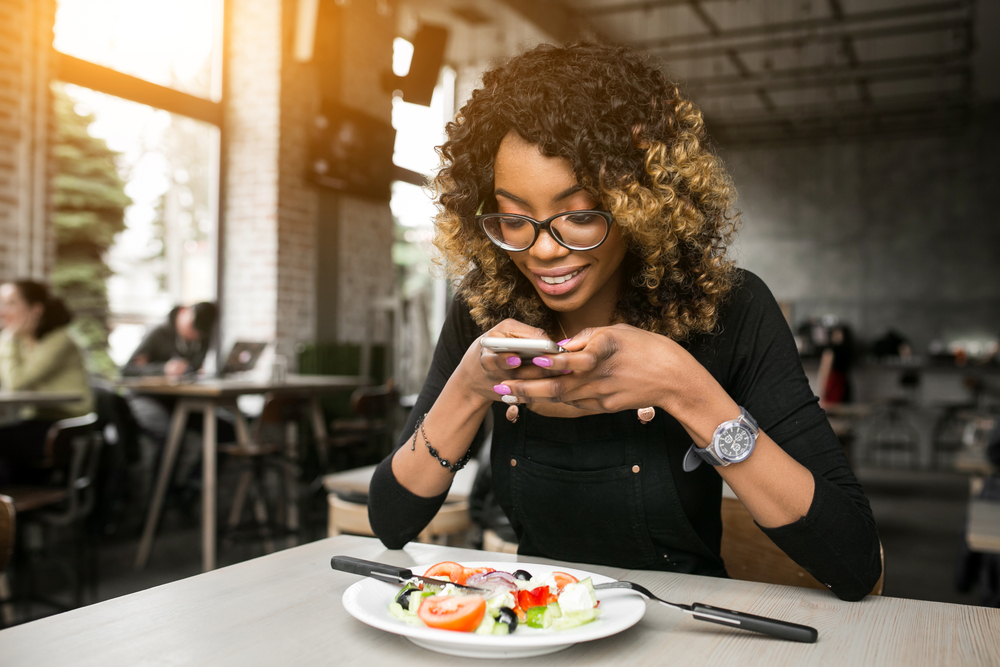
[532,266,588,296]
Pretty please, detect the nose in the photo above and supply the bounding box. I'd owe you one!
[528,227,570,262]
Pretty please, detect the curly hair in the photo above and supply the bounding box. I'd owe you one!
[433,42,740,341]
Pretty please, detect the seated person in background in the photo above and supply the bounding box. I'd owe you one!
[121,302,233,470]
[0,280,94,483]
[122,302,217,378]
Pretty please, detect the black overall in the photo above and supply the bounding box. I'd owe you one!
[490,403,728,576]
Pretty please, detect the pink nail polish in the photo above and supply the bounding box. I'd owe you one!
[506,356,521,367]
[557,338,571,346]
[532,357,552,368]
[493,384,512,395]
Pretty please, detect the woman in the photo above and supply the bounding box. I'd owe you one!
[0,280,94,479]
[369,43,881,601]
[817,324,853,406]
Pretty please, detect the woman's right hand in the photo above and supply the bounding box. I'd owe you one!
[456,318,565,404]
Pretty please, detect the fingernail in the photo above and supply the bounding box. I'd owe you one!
[506,356,521,367]
[557,338,571,346]
[532,357,552,368]
[493,384,512,395]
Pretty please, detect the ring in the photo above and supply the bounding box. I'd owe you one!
[501,395,518,404]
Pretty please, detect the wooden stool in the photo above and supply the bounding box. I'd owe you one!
[482,528,518,554]
[326,494,471,544]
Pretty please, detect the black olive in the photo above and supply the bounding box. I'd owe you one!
[395,587,416,608]
[513,569,533,581]
[497,607,519,632]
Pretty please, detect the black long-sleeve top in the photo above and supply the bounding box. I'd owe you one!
[370,270,882,601]
[122,309,207,377]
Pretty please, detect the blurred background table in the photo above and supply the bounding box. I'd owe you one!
[123,374,370,572]
[0,391,82,410]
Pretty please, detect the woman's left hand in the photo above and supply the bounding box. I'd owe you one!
[497,323,723,416]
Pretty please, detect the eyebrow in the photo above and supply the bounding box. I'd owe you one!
[494,185,584,206]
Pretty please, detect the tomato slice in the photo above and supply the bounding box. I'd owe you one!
[552,572,579,591]
[417,595,487,632]
[423,561,464,584]
[517,586,556,611]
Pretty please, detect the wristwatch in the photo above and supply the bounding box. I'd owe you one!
[682,407,759,471]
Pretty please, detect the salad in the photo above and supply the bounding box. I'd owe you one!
[388,561,599,635]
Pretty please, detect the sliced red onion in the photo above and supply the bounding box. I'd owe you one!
[466,571,518,597]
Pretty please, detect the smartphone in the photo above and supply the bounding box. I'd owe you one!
[481,337,565,356]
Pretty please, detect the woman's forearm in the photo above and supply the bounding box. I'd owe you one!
[666,372,815,528]
[390,362,493,498]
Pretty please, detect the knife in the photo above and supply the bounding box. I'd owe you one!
[331,555,490,592]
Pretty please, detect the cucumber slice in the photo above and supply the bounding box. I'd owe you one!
[552,608,598,630]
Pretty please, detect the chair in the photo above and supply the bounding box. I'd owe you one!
[325,380,400,467]
[0,494,15,627]
[88,381,142,535]
[219,394,301,549]
[0,413,103,612]
[721,494,884,596]
[862,370,923,468]
[326,493,471,544]
[482,528,518,554]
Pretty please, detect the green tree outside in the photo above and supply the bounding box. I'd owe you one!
[51,85,131,378]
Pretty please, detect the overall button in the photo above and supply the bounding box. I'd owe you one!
[631,464,640,473]
[511,458,517,467]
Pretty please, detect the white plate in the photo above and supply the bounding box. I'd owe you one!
[342,561,646,659]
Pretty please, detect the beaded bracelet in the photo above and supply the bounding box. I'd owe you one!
[409,413,472,473]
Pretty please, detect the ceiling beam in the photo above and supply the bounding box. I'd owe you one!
[688,1,721,37]
[684,51,968,90]
[633,1,970,50]
[494,0,612,44]
[710,92,969,126]
[689,61,968,98]
[584,0,736,17]
[726,49,751,77]
[649,19,969,61]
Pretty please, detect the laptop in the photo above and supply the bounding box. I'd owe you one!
[217,341,267,377]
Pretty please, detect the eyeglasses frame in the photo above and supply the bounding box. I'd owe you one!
[475,209,614,252]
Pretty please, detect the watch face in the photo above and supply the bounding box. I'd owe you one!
[716,423,754,462]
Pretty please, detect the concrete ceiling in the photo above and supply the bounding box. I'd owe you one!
[397,0,995,143]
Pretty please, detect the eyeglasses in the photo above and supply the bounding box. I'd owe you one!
[476,210,613,252]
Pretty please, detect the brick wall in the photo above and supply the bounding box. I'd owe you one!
[276,1,319,357]
[223,0,395,360]
[0,0,54,281]
[222,0,282,349]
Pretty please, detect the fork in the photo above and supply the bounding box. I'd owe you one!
[594,581,818,643]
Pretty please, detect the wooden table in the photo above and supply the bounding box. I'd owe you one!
[0,535,997,666]
[0,391,82,409]
[122,374,370,572]
[967,499,1000,554]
